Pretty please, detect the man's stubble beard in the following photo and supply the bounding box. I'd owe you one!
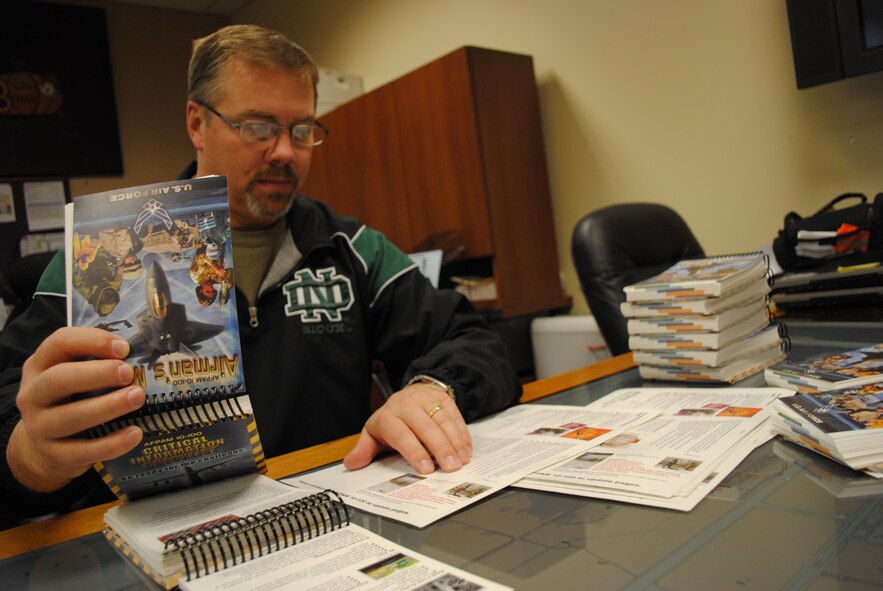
[245,188,295,219]
[245,166,299,220]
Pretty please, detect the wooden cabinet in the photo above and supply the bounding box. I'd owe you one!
[303,46,570,318]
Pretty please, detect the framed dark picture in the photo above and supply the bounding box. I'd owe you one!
[1,2,123,176]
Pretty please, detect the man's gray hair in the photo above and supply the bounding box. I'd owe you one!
[188,24,319,105]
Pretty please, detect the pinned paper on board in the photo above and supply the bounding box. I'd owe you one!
[0,184,15,223]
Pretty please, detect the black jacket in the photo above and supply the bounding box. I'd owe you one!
[0,190,521,525]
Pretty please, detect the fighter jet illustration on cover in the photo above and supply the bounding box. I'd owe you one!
[128,262,224,363]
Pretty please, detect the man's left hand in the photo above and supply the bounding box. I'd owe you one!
[343,383,472,474]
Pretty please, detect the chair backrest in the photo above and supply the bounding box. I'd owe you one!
[571,203,705,356]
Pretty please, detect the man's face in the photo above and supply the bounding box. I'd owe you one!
[187,60,316,231]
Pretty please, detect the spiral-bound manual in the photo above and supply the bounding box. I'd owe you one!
[65,177,264,501]
[623,252,770,303]
[634,321,790,383]
[633,323,786,368]
[628,309,772,351]
[103,474,512,591]
[625,299,770,335]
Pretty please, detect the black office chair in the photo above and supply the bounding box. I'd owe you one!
[571,203,705,356]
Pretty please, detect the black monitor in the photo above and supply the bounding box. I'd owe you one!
[786,0,883,89]
[0,2,123,176]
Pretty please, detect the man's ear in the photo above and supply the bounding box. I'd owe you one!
[186,100,206,151]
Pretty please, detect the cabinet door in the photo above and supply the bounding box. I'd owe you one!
[467,48,567,314]
[304,84,414,249]
[392,49,494,258]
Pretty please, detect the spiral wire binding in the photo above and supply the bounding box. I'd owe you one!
[761,253,774,287]
[762,294,776,324]
[775,321,792,356]
[86,385,245,437]
[141,383,243,415]
[697,251,768,264]
[165,490,349,581]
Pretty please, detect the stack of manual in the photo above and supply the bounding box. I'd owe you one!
[622,253,786,383]
[772,382,883,478]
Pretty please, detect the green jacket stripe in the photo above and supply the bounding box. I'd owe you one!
[348,227,416,306]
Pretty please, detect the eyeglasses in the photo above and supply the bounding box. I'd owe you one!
[201,103,329,147]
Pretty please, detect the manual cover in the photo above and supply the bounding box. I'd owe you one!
[65,176,263,501]
[765,342,883,393]
[623,253,768,302]
[772,382,883,471]
[620,279,771,318]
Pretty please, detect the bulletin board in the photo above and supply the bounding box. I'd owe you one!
[0,177,70,276]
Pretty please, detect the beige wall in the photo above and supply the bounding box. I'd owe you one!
[234,0,883,315]
[53,1,883,316]
[54,0,228,197]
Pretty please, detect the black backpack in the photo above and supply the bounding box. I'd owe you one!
[773,193,883,272]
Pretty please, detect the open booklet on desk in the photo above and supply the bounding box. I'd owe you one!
[104,473,510,591]
[289,404,653,527]
[291,387,792,522]
[514,387,791,511]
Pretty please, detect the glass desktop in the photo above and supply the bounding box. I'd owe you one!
[2,320,882,590]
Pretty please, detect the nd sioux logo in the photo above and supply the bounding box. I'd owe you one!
[283,267,354,322]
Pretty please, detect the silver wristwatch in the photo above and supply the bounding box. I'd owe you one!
[406,375,456,402]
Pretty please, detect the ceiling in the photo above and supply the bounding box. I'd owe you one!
[104,0,251,16]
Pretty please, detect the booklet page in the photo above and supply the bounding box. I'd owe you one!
[518,425,774,511]
[179,523,511,591]
[516,387,791,508]
[290,404,650,527]
[105,474,307,557]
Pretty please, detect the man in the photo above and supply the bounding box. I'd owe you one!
[0,25,521,524]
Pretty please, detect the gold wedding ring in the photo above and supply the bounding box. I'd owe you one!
[428,404,443,419]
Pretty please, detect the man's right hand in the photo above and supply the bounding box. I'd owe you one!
[7,327,146,493]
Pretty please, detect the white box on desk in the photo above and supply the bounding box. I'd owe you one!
[531,315,611,379]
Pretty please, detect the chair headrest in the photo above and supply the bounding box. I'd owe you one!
[572,203,704,280]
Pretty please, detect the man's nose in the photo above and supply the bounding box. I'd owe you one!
[266,130,296,164]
